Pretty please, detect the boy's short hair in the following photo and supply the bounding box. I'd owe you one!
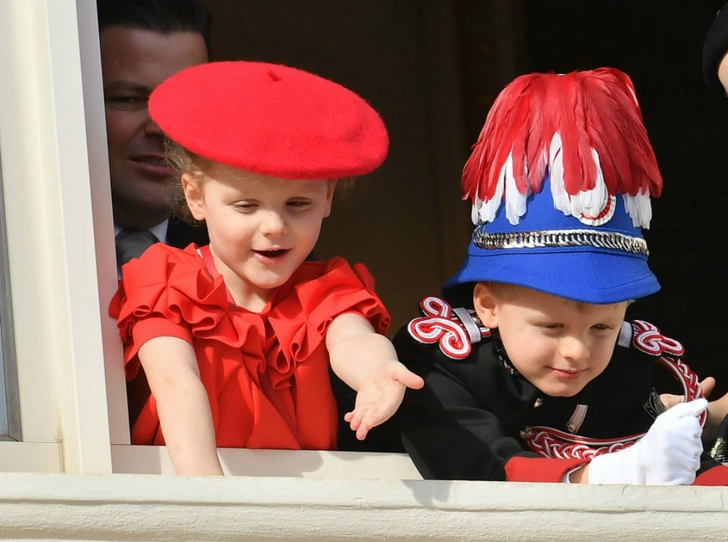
[96,0,212,55]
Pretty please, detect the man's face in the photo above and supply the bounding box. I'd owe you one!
[719,52,728,94]
[100,27,208,229]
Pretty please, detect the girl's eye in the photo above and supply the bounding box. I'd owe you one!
[234,202,258,211]
[287,200,311,208]
[592,324,612,331]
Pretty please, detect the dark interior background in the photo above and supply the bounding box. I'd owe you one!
[518,0,728,397]
[204,0,728,397]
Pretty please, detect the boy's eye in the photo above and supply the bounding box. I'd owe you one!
[234,202,258,211]
[287,199,311,208]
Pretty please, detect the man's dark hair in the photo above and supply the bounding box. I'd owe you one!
[97,0,212,56]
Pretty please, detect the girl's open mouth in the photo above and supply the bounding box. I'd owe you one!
[254,249,289,258]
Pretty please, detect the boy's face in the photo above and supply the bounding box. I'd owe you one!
[473,283,629,397]
[182,165,334,310]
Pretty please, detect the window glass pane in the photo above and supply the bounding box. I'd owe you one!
[0,333,7,437]
[0,148,19,441]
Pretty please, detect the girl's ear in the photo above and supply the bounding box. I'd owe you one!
[323,179,337,218]
[182,173,205,221]
[473,282,499,328]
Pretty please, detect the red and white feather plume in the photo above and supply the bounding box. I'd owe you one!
[463,68,663,228]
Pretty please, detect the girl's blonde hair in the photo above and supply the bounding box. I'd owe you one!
[164,137,360,223]
[164,137,211,223]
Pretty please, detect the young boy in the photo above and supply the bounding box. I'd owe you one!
[393,68,728,485]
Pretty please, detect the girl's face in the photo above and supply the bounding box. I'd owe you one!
[183,164,334,310]
[473,283,629,397]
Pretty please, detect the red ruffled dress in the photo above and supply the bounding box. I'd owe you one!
[109,244,390,450]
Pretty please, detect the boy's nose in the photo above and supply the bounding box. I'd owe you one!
[560,336,589,362]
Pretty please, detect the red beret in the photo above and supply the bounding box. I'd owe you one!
[148,61,389,179]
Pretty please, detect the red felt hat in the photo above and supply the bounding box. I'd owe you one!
[148,61,389,179]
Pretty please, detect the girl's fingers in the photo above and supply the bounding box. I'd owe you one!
[393,366,424,389]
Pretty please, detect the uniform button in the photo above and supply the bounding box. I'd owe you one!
[534,397,543,408]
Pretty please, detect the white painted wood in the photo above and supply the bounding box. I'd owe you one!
[0,442,62,472]
[112,445,423,479]
[75,0,132,447]
[0,0,114,472]
[0,472,726,541]
[43,0,114,475]
[0,0,63,445]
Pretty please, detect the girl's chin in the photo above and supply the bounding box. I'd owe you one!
[248,273,294,291]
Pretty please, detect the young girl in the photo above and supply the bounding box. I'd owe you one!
[109,61,423,475]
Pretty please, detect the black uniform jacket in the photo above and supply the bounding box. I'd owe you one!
[392,296,707,483]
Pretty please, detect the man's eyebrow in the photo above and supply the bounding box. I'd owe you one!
[103,81,152,94]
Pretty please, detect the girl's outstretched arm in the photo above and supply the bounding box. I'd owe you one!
[326,313,424,440]
[138,336,224,475]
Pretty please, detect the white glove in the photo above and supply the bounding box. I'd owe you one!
[588,398,706,485]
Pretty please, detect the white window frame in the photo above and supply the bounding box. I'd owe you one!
[0,147,21,441]
[0,0,113,473]
[0,2,724,541]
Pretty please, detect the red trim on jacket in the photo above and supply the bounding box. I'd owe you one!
[505,456,589,482]
[693,465,728,486]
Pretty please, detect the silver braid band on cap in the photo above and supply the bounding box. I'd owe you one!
[472,227,649,256]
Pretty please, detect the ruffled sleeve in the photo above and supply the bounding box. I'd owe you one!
[266,257,390,382]
[109,243,232,378]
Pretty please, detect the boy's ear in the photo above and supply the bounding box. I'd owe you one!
[473,282,499,328]
[182,173,205,221]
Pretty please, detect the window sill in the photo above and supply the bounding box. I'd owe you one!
[111,445,423,479]
[0,472,726,541]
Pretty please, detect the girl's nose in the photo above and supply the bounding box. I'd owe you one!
[260,210,287,235]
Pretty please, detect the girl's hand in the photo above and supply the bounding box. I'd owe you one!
[344,360,424,441]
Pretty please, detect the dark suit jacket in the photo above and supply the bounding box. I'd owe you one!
[166,216,209,249]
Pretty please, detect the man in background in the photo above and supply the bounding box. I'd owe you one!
[98,0,211,270]
[703,1,728,93]
[98,0,211,424]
